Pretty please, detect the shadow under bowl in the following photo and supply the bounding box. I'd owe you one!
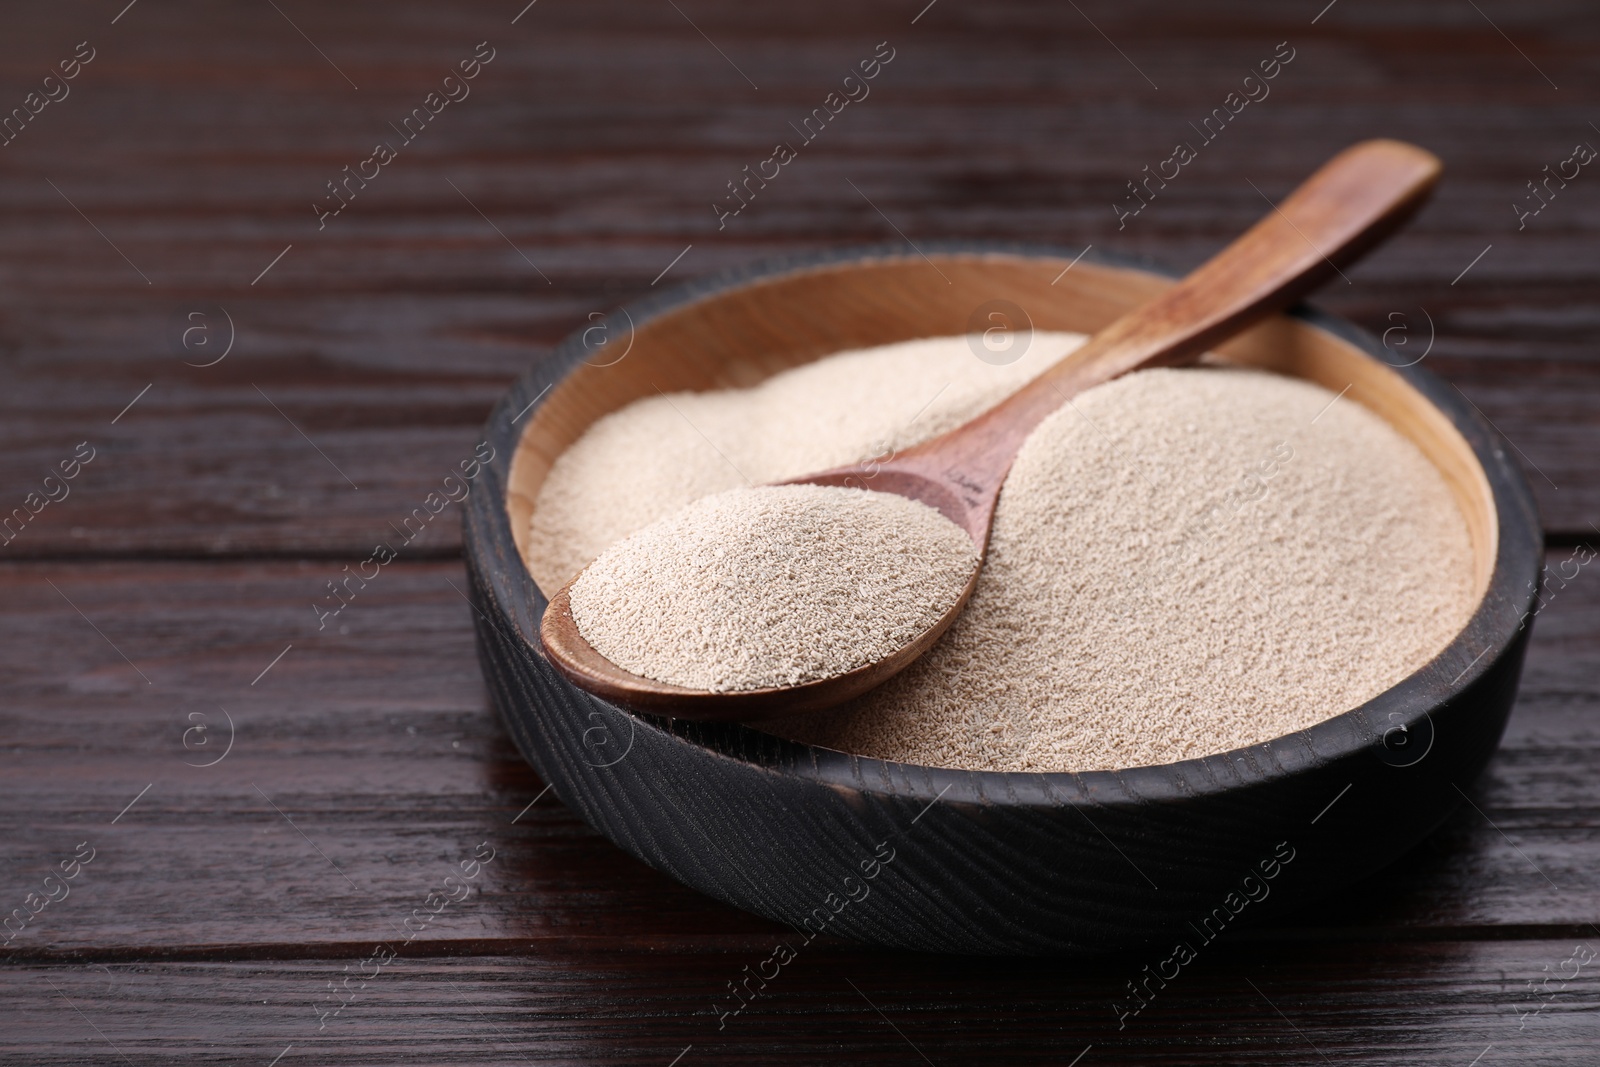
[463,243,1542,955]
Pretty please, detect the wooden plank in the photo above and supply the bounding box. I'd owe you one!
[3,936,1597,1065]
[0,296,1592,559]
[0,549,1596,957]
[0,1,1597,555]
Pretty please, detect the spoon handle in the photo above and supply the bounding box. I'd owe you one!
[923,139,1442,476]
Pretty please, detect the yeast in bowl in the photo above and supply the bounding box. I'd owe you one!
[463,244,1541,954]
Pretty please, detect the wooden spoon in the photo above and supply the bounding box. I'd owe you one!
[540,138,1443,720]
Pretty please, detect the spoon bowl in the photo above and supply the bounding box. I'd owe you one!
[539,570,982,716]
[539,139,1444,719]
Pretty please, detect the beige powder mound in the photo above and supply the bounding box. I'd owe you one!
[780,366,1477,771]
[567,484,978,692]
[528,333,1477,773]
[527,332,1085,593]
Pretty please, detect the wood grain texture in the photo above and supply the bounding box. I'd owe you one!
[4,939,1600,1064]
[0,0,1596,557]
[2,0,1597,1059]
[0,551,1594,955]
[0,553,1596,1060]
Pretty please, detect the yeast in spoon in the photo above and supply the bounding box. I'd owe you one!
[566,484,977,693]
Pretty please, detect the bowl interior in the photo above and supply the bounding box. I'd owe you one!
[507,251,1497,608]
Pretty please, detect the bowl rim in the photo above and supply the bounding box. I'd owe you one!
[478,239,1544,810]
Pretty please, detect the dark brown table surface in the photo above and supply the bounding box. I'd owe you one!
[3,1,1598,1063]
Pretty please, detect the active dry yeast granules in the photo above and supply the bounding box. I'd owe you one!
[528,336,1475,772]
[567,484,977,692]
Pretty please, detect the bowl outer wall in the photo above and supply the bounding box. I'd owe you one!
[462,242,1543,955]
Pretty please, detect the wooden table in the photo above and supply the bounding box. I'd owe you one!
[3,1,1596,1062]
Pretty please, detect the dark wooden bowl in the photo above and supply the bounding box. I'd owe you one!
[463,243,1542,955]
